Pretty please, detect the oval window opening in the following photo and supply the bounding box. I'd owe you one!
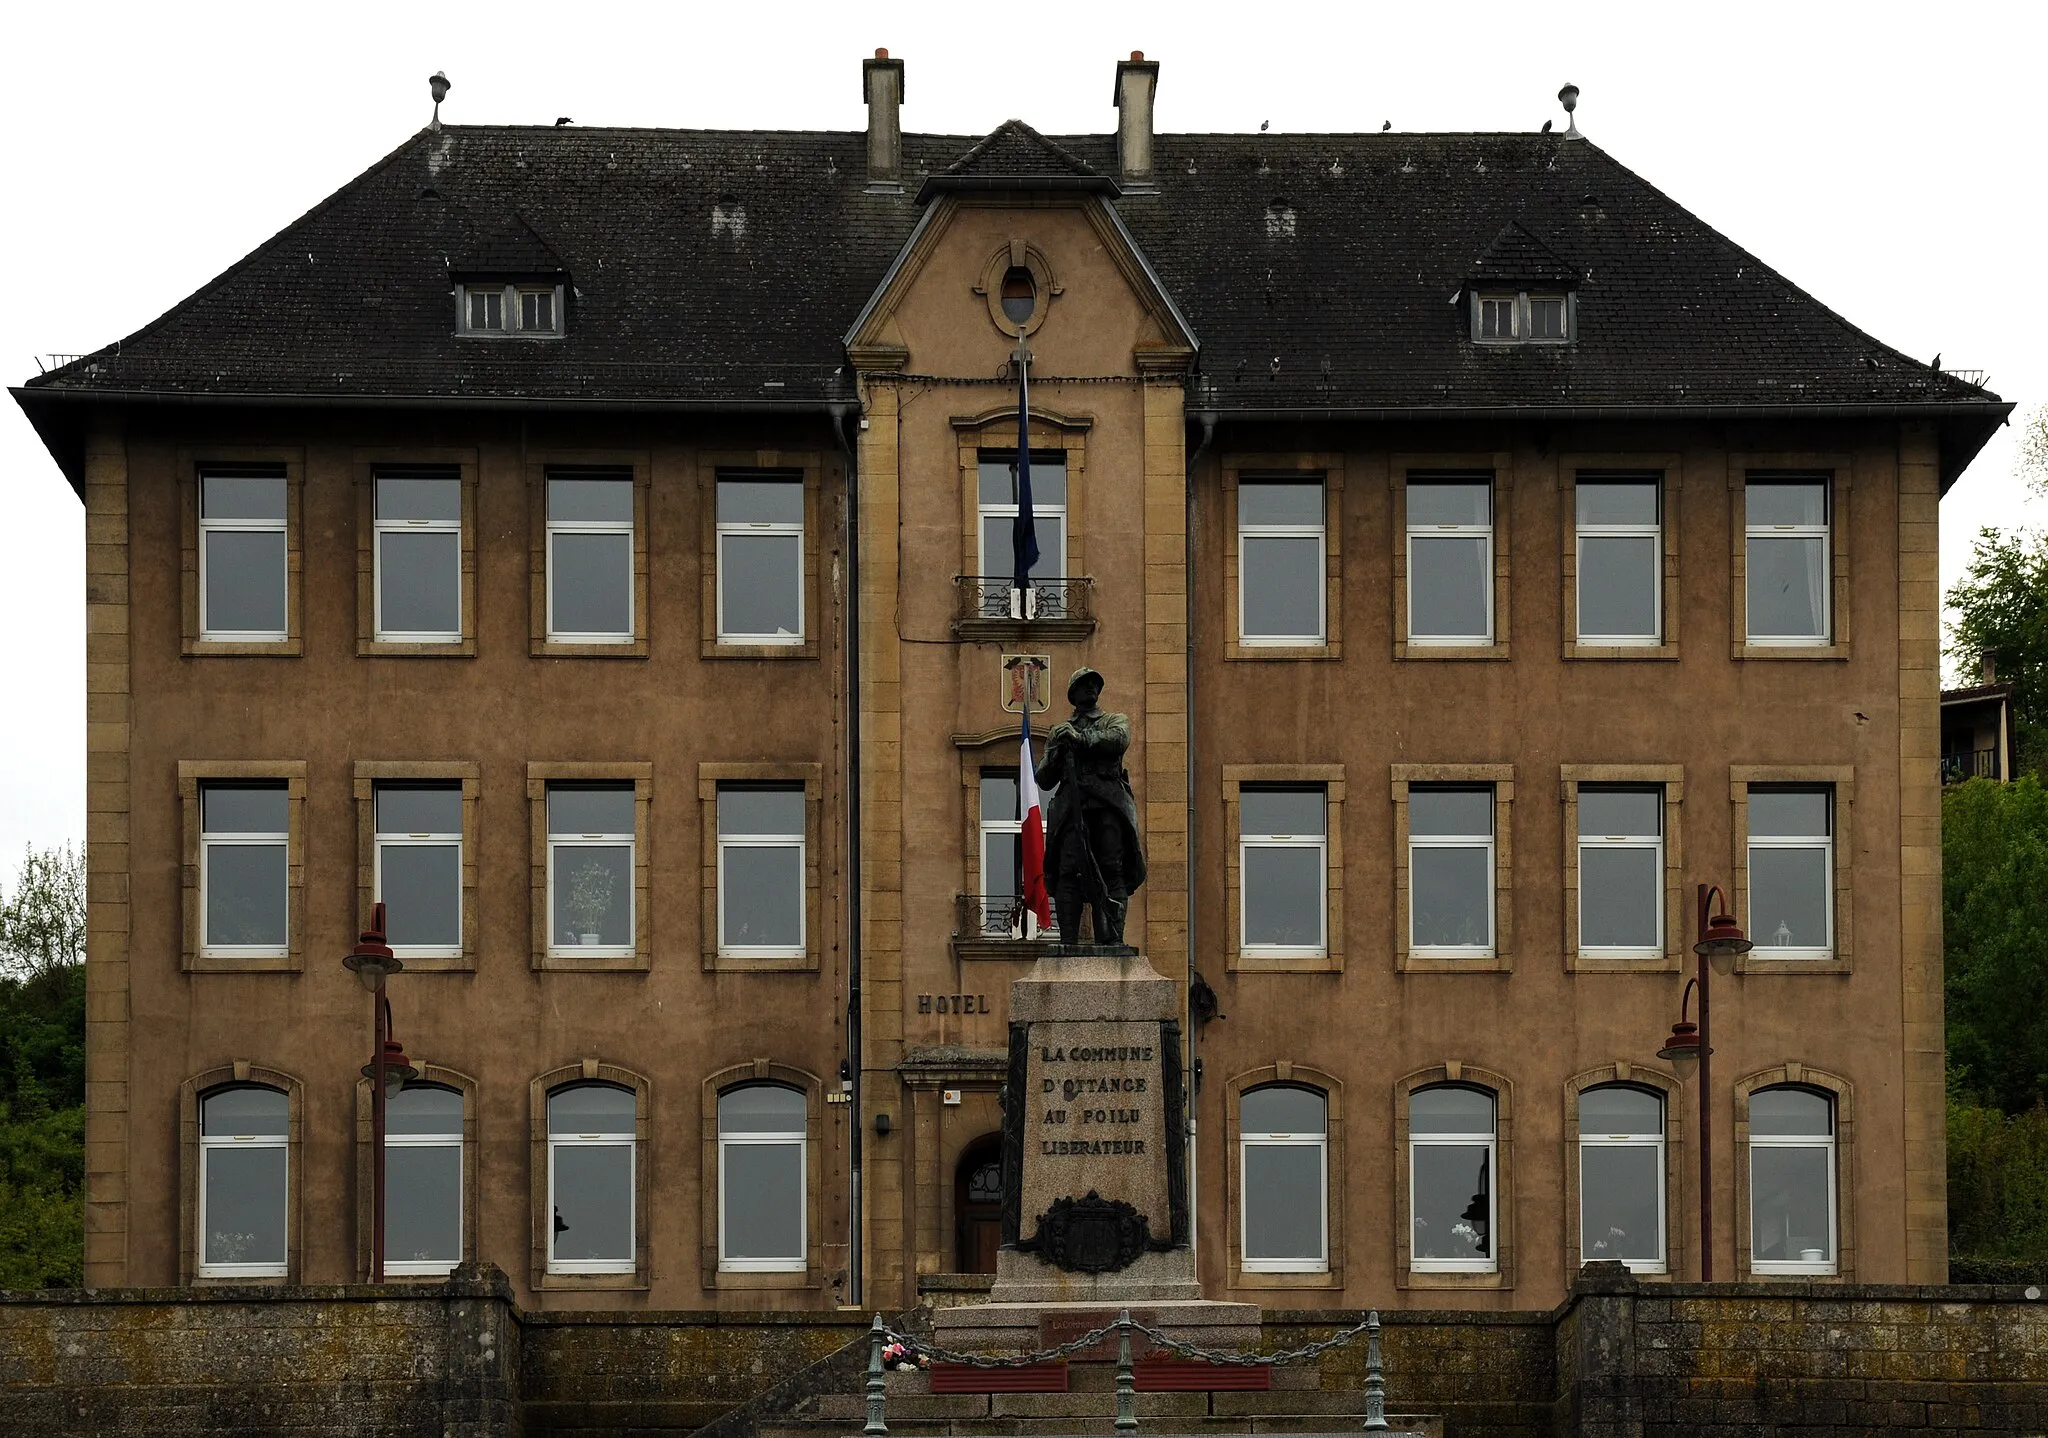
[1000,266,1036,325]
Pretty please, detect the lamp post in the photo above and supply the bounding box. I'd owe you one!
[1657,884,1753,1281]
[344,902,418,1282]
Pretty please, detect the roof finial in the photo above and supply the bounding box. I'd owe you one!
[1558,83,1581,139]
[429,72,451,132]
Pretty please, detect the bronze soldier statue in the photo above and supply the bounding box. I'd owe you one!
[1034,667,1147,946]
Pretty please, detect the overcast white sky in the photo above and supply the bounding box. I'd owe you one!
[3,0,2042,863]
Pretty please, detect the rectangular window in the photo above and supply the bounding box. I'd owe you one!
[1407,478,1493,645]
[198,1086,290,1279]
[374,469,461,642]
[518,287,557,333]
[1240,1085,1328,1273]
[1578,1085,1666,1273]
[199,469,289,641]
[1745,477,1830,644]
[465,287,504,332]
[384,1085,463,1277]
[716,473,805,643]
[977,451,1067,618]
[1576,477,1660,644]
[1409,786,1493,956]
[1577,787,1662,958]
[547,1084,636,1275]
[1239,786,1327,957]
[200,782,289,957]
[1748,787,1833,957]
[978,770,1046,939]
[546,471,634,642]
[1478,295,1517,340]
[717,783,805,957]
[1749,1087,1836,1275]
[718,1085,807,1272]
[1410,1085,1497,1273]
[1238,479,1327,645]
[374,784,462,958]
[1527,296,1567,339]
[546,784,635,957]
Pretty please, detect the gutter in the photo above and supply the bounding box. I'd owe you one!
[1198,400,2012,423]
[10,386,849,415]
[828,400,863,1310]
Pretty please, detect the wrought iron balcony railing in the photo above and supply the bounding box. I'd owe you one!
[952,576,1095,640]
[952,894,1055,958]
[1941,748,2000,784]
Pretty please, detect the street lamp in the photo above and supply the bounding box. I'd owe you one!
[1656,884,1752,1281]
[344,902,417,1282]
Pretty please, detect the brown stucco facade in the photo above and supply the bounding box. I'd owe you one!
[25,58,1997,1317]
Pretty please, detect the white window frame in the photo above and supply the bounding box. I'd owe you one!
[1237,480,1328,646]
[1239,1091,1329,1274]
[1472,291,1574,345]
[1575,480,1662,645]
[373,474,462,644]
[716,476,806,644]
[1744,480,1831,645]
[1576,790,1663,961]
[456,282,564,337]
[196,1092,289,1279]
[1409,1091,1498,1275]
[545,480,634,644]
[198,471,288,642]
[1577,1087,1667,1275]
[546,1125,637,1276]
[545,789,636,959]
[1408,788,1496,958]
[1748,1095,1838,1277]
[383,1096,463,1278]
[717,1098,808,1273]
[1239,787,1328,958]
[978,771,1045,939]
[1747,789,1834,960]
[199,786,289,959]
[717,785,806,959]
[374,785,463,961]
[977,452,1068,621]
[1405,482,1494,646]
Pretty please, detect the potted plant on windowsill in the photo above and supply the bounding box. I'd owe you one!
[565,860,617,946]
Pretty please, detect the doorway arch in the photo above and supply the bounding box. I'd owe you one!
[954,1134,1003,1274]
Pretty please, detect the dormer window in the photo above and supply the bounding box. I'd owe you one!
[1472,291,1573,345]
[456,282,564,338]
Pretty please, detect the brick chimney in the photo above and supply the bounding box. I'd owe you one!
[1114,52,1160,188]
[863,49,905,190]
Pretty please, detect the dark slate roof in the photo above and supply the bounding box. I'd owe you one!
[1468,221,1581,287]
[452,212,569,277]
[18,122,2006,446]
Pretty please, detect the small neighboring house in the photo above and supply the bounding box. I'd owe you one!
[1942,659,2016,783]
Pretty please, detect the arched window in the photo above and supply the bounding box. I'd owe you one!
[718,1083,806,1271]
[198,1084,289,1278]
[547,1082,637,1275]
[1578,1084,1665,1273]
[1410,1084,1495,1273]
[1749,1085,1836,1275]
[1240,1084,1328,1272]
[386,1083,463,1276]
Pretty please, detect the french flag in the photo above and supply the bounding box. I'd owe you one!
[1019,720,1051,932]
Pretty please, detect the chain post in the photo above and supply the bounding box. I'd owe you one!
[865,1314,889,1437]
[1361,1309,1387,1432]
[1114,1309,1138,1433]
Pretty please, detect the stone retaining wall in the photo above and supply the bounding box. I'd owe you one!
[6,1266,2048,1436]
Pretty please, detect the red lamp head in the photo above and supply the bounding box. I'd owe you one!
[1657,1019,1703,1071]
[344,901,404,992]
[362,1037,419,1096]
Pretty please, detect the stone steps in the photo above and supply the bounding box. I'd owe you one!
[762,1419,1436,1438]
[810,1390,1407,1422]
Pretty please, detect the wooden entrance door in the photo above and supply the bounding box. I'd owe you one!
[955,1137,1003,1274]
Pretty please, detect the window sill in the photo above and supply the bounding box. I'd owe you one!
[533,951,651,973]
[1400,1268,1509,1290]
[1564,642,1679,662]
[1567,952,1684,975]
[184,638,303,658]
[536,1270,648,1291]
[1229,951,1342,974]
[1733,643,1849,662]
[704,638,820,660]
[360,638,477,658]
[185,953,302,975]
[1395,642,1509,662]
[1396,952,1511,974]
[1224,642,1341,662]
[709,1268,818,1290]
[192,1272,292,1286]
[1229,1268,1340,1290]
[1750,1265,1840,1279]
[533,638,650,659]
[1737,954,1850,976]
[704,950,819,972]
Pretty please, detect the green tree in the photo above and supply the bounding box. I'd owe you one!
[1947,527,2048,775]
[1944,776,2048,1113]
[0,844,87,1288]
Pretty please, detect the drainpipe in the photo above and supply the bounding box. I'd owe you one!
[1184,406,1217,1276]
[829,399,863,1307]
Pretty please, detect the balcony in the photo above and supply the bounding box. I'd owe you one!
[951,894,1058,962]
[1941,748,2001,785]
[952,576,1095,644]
